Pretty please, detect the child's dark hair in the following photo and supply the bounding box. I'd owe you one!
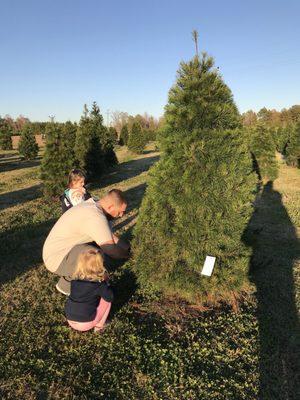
[68,169,86,188]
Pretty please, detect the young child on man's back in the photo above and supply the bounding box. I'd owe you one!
[60,169,91,213]
[65,248,113,332]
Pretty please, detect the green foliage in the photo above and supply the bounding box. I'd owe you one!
[75,103,105,179]
[272,125,294,154]
[40,123,74,196]
[108,126,118,145]
[132,129,257,302]
[18,124,39,160]
[62,121,77,168]
[75,103,117,179]
[286,123,300,168]
[248,124,279,181]
[164,53,240,133]
[119,124,129,145]
[128,122,146,154]
[0,118,13,150]
[101,128,118,169]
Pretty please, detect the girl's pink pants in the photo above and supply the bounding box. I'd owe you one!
[67,298,111,332]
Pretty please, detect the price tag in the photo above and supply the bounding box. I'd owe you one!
[201,256,216,276]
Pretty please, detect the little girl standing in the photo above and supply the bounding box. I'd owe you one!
[60,169,92,213]
[65,248,113,332]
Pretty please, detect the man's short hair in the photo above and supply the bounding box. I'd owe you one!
[107,189,127,206]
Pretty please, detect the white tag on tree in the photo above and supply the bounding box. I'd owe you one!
[201,256,216,276]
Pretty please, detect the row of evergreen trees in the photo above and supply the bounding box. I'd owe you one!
[0,117,39,159]
[41,102,117,196]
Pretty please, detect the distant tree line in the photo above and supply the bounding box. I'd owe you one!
[242,106,300,170]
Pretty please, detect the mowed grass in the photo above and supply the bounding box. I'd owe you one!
[0,147,299,399]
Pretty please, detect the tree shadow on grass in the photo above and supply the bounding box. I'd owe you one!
[0,184,42,211]
[0,156,42,173]
[0,218,57,286]
[243,181,300,399]
[88,155,159,190]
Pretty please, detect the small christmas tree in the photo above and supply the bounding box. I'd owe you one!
[90,102,118,169]
[108,126,118,146]
[61,121,77,169]
[248,124,279,181]
[128,122,146,153]
[40,123,67,196]
[18,124,39,160]
[75,103,105,180]
[286,123,300,168]
[119,124,129,145]
[0,118,13,150]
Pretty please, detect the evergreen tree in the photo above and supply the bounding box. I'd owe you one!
[286,123,300,168]
[62,121,77,166]
[128,122,146,153]
[119,124,129,145]
[272,125,293,154]
[108,126,118,146]
[132,129,257,302]
[248,124,279,181]
[132,47,256,303]
[75,103,105,179]
[40,123,67,196]
[0,118,13,150]
[18,124,39,160]
[89,102,118,170]
[164,53,240,134]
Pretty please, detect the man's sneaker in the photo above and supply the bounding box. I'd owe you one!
[56,277,71,296]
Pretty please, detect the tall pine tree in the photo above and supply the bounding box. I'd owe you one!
[132,49,256,303]
[18,123,39,160]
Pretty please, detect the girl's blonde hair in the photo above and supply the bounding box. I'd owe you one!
[68,169,86,188]
[72,249,107,281]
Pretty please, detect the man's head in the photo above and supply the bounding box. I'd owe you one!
[99,189,127,220]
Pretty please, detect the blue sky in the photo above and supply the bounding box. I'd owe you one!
[0,0,299,122]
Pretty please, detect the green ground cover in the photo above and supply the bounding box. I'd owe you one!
[0,148,299,399]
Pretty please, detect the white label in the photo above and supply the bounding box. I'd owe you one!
[201,256,216,276]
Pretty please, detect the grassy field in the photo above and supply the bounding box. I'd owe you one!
[0,147,299,399]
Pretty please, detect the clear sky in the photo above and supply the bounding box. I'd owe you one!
[1,0,299,122]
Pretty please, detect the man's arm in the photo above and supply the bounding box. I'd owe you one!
[99,239,130,259]
[112,234,131,252]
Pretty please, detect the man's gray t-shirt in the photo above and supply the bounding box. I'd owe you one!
[42,199,113,272]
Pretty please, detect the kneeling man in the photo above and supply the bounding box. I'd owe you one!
[43,189,130,295]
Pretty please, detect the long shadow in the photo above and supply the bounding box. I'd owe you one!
[0,217,57,286]
[243,181,300,399]
[89,155,159,189]
[0,156,42,173]
[0,184,42,211]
